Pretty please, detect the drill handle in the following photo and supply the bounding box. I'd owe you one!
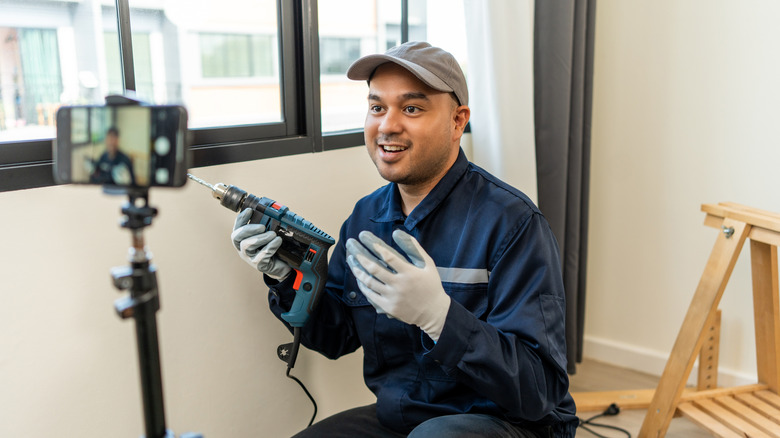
[282,246,330,327]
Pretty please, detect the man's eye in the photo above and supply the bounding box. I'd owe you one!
[405,106,420,114]
[370,105,383,113]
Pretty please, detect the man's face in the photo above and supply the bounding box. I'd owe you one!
[364,63,467,189]
[106,132,119,156]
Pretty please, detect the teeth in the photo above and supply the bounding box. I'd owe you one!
[382,145,407,152]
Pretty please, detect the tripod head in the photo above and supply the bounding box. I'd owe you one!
[119,190,157,251]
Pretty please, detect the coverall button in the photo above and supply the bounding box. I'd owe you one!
[348,291,357,299]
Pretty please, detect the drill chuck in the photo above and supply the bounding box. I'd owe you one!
[214,183,248,212]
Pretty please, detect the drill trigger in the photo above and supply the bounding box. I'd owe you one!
[292,268,304,290]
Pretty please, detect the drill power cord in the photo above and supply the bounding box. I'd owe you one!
[577,403,631,438]
[278,327,317,428]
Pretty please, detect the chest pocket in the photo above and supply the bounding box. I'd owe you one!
[438,266,490,319]
[443,282,489,320]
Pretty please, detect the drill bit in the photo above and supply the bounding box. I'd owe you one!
[187,173,214,190]
[187,173,229,201]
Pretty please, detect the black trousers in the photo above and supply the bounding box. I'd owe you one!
[291,404,553,438]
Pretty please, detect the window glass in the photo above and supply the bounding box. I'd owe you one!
[105,32,154,99]
[0,0,117,143]
[318,0,468,134]
[104,32,125,98]
[199,33,274,79]
[424,0,469,77]
[318,0,399,133]
[128,1,281,129]
[320,38,362,75]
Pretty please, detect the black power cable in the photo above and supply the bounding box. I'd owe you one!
[578,403,632,438]
[278,327,318,428]
[285,367,317,427]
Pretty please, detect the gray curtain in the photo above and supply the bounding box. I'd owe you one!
[533,0,596,375]
[19,28,62,124]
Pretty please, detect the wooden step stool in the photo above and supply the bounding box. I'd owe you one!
[639,202,780,437]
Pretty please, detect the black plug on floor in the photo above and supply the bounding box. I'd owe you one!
[603,403,620,416]
[579,403,632,437]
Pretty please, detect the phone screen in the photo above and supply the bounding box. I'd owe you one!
[54,105,188,187]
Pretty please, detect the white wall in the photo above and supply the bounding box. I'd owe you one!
[585,1,780,385]
[0,147,384,436]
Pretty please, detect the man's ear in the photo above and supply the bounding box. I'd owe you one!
[453,105,470,135]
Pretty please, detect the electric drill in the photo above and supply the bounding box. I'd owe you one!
[188,174,335,328]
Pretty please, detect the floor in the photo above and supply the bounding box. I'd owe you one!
[569,358,713,437]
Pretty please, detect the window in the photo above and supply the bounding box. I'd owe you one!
[0,0,467,192]
[0,0,122,191]
[0,0,305,191]
[127,1,286,130]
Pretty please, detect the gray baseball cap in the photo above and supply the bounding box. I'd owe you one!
[346,41,468,106]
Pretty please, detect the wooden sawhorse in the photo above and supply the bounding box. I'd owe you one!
[638,202,780,437]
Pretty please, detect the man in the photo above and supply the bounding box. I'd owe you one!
[232,42,578,437]
[90,126,135,185]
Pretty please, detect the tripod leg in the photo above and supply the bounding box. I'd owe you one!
[114,261,168,438]
[134,288,167,438]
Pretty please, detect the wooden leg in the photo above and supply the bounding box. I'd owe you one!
[639,219,750,438]
[751,240,780,392]
[697,310,721,391]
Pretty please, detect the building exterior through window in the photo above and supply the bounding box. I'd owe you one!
[0,0,466,143]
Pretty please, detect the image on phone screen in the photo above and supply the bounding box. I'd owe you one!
[55,105,187,187]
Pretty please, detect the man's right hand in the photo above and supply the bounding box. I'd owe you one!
[231,208,292,280]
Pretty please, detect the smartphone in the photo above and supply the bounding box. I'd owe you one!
[54,104,189,188]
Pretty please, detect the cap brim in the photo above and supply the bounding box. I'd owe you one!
[346,55,454,94]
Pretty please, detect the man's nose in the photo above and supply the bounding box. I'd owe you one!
[378,108,402,134]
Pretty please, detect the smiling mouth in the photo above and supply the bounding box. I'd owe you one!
[381,144,408,153]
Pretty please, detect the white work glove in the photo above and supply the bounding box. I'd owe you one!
[346,230,450,342]
[231,208,292,280]
[345,237,392,316]
[112,163,132,185]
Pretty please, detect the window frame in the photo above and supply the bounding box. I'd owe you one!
[189,0,322,168]
[0,0,417,192]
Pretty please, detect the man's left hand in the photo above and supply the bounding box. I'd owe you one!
[346,230,450,342]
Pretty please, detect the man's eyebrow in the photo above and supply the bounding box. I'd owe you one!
[402,92,430,101]
[367,92,431,102]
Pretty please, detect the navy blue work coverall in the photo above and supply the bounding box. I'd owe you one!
[90,150,135,185]
[267,149,579,436]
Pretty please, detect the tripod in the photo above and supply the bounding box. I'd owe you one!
[111,190,202,438]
